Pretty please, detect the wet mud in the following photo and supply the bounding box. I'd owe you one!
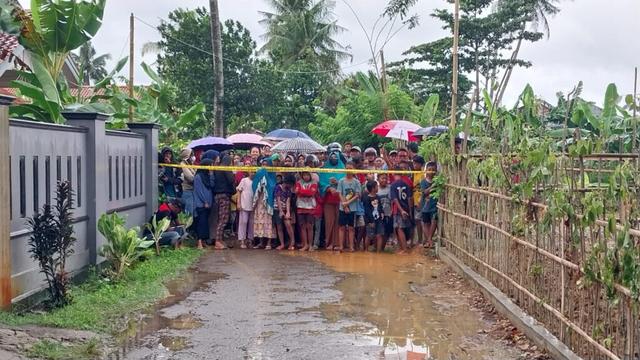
[116,250,527,360]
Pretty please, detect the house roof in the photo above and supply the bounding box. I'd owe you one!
[0,33,27,69]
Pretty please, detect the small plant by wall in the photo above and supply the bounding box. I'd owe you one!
[26,181,76,308]
[97,213,155,280]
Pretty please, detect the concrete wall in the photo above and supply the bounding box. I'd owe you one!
[3,106,158,303]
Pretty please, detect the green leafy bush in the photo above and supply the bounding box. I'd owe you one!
[145,215,171,255]
[98,213,154,279]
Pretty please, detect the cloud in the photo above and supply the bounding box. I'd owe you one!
[18,0,640,106]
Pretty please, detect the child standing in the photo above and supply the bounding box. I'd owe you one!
[193,159,214,249]
[377,173,393,250]
[236,172,255,249]
[363,180,385,252]
[337,161,362,252]
[390,161,413,254]
[295,172,318,251]
[421,162,439,248]
[274,174,296,250]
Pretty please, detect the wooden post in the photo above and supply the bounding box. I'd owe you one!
[0,95,13,309]
[449,0,460,154]
[633,67,637,156]
[380,49,389,120]
[129,13,135,121]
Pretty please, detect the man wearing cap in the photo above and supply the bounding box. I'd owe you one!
[349,146,362,164]
[363,147,377,168]
[388,150,399,168]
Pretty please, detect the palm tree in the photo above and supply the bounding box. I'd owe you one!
[259,0,351,71]
[494,0,560,107]
[71,42,111,84]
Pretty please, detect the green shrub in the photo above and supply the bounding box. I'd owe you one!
[98,213,154,279]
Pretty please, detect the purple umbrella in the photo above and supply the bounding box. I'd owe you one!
[226,133,270,150]
[188,136,233,151]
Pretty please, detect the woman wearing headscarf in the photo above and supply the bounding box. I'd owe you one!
[179,148,196,215]
[319,151,345,250]
[159,147,180,199]
[201,150,220,245]
[212,154,236,249]
[193,159,214,249]
[252,156,277,248]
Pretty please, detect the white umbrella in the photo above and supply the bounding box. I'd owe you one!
[272,138,326,153]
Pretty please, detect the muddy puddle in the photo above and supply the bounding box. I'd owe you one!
[106,268,225,359]
[288,251,521,360]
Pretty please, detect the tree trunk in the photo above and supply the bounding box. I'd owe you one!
[495,35,523,108]
[449,0,460,154]
[209,0,224,136]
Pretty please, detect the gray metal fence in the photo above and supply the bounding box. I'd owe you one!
[0,96,159,306]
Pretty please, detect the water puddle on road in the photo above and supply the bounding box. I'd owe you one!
[107,268,226,359]
[288,251,512,360]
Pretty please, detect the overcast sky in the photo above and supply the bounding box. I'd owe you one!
[20,0,640,105]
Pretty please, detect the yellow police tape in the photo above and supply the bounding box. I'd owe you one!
[159,163,434,175]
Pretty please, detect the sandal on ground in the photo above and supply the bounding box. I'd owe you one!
[265,245,272,250]
[276,245,285,250]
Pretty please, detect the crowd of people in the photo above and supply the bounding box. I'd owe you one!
[155,141,439,254]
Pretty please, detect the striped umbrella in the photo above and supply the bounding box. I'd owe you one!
[272,138,325,154]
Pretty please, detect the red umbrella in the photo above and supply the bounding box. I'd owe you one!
[371,120,421,142]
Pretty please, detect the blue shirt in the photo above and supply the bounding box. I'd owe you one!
[337,177,362,212]
[420,179,438,213]
[390,179,412,213]
[194,173,213,209]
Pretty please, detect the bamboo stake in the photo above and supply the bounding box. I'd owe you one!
[445,184,640,239]
[449,0,460,154]
[438,204,634,298]
[445,242,622,360]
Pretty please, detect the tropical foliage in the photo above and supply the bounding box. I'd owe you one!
[259,0,350,71]
[70,42,111,84]
[16,0,106,81]
[97,213,155,280]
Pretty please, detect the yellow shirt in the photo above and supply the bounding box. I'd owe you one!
[230,193,238,211]
[413,173,423,207]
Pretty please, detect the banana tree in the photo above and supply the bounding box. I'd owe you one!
[17,0,106,82]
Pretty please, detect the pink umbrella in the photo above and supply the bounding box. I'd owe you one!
[226,133,270,150]
[371,120,421,142]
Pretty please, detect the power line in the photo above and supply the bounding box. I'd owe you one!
[133,15,372,75]
[117,33,129,60]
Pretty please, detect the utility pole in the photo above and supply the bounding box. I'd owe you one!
[449,0,460,154]
[380,49,389,120]
[209,0,224,137]
[129,13,134,121]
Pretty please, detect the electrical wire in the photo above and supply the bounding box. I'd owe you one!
[133,15,372,75]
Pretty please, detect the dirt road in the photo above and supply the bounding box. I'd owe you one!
[118,250,527,360]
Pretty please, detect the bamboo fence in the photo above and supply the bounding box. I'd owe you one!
[439,155,639,360]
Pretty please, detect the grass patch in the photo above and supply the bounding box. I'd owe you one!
[0,248,202,332]
[25,338,102,360]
